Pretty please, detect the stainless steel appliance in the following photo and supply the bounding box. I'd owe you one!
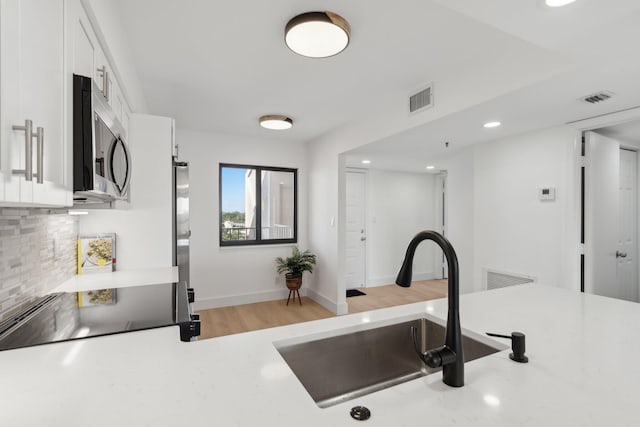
[72,74,131,204]
[0,282,200,352]
[172,160,190,287]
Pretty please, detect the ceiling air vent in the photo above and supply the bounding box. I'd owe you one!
[580,91,614,104]
[409,84,433,113]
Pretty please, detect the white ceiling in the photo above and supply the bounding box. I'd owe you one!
[596,120,640,146]
[114,0,640,167]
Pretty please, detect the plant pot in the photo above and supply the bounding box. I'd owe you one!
[285,273,303,290]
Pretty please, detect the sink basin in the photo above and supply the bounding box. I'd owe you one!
[275,317,503,408]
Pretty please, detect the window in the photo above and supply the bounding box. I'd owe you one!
[219,163,297,246]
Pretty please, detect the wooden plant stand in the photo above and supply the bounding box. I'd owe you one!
[286,288,302,306]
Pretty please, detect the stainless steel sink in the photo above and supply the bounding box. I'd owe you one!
[275,318,502,408]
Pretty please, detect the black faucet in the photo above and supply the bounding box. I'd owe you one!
[396,230,464,387]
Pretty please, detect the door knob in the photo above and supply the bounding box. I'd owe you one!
[616,251,628,258]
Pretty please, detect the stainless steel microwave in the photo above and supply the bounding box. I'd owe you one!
[72,74,131,204]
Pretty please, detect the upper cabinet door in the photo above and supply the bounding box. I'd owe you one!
[71,1,96,79]
[1,0,32,203]
[1,0,70,206]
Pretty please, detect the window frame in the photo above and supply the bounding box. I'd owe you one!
[219,163,298,247]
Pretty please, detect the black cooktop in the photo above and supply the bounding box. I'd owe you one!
[0,282,198,351]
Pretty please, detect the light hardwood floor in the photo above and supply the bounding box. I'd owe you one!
[197,279,448,340]
[347,279,447,313]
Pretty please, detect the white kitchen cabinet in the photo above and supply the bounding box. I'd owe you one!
[70,0,96,80]
[0,0,71,207]
[122,103,131,141]
[93,43,114,105]
[69,0,131,132]
[111,78,124,123]
[72,7,117,115]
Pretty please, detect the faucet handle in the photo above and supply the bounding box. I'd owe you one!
[486,332,528,363]
[411,326,456,368]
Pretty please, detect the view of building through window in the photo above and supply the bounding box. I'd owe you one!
[220,164,296,245]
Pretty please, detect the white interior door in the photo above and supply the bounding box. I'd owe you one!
[585,131,639,302]
[345,171,366,289]
[617,148,638,302]
[585,131,618,298]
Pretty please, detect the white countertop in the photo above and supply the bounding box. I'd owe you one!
[50,266,179,293]
[2,284,640,426]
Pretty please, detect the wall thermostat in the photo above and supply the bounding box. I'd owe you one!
[539,187,556,201]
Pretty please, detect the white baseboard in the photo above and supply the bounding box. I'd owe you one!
[192,287,346,316]
[193,288,307,311]
[305,288,344,315]
[366,271,436,287]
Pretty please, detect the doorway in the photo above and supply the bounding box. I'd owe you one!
[345,170,367,289]
[583,127,640,302]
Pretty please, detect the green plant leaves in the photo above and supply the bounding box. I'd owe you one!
[276,246,316,275]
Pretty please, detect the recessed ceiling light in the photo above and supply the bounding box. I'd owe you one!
[426,165,435,170]
[483,121,501,129]
[285,12,351,58]
[545,0,576,7]
[361,160,371,164]
[259,115,293,130]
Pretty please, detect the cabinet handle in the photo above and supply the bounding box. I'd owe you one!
[97,66,109,101]
[104,70,110,102]
[11,119,34,181]
[35,127,44,184]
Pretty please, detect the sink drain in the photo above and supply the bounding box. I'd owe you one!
[350,406,371,421]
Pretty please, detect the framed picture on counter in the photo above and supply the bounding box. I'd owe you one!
[77,233,116,274]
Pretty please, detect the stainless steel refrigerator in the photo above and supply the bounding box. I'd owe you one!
[172,160,190,287]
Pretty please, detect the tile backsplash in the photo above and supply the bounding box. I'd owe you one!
[0,208,78,321]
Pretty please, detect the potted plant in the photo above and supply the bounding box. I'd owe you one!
[276,247,316,293]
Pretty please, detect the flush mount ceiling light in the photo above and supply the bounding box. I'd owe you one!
[426,165,435,170]
[361,160,371,164]
[285,12,351,58]
[483,121,502,129]
[545,0,576,7]
[259,115,293,130]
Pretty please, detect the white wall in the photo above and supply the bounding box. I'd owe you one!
[176,128,308,311]
[79,114,173,271]
[471,126,580,291]
[365,169,438,286]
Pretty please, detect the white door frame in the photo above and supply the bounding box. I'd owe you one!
[435,171,447,279]
[569,106,640,295]
[345,168,368,289]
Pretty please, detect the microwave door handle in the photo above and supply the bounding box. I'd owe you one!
[108,138,131,196]
[121,139,131,195]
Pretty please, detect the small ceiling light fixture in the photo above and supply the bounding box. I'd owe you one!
[285,11,351,58]
[483,121,502,129]
[361,160,371,164]
[426,165,435,170]
[259,115,293,130]
[545,0,576,7]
